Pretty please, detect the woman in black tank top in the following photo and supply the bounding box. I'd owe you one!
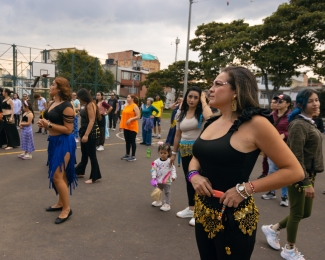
[187,67,304,259]
[38,77,76,225]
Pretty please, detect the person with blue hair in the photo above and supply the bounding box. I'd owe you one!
[262,89,323,260]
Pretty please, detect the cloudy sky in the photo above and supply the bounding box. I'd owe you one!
[1,0,288,69]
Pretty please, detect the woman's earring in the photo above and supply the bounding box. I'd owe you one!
[231,96,237,112]
[58,91,61,97]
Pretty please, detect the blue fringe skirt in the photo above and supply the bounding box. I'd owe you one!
[47,134,77,195]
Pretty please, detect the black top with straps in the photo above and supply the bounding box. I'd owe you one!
[1,99,11,110]
[192,107,271,209]
[44,101,74,125]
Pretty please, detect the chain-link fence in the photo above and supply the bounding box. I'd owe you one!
[0,43,117,110]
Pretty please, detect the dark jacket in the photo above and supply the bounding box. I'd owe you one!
[287,116,324,186]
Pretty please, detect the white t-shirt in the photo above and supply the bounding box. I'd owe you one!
[37,97,46,111]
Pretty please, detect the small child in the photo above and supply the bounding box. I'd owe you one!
[150,143,177,211]
[18,100,35,160]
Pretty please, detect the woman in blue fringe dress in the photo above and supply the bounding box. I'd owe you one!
[38,77,77,224]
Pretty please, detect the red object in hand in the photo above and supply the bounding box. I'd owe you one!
[213,190,224,198]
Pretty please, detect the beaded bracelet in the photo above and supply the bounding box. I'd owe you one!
[248,181,256,194]
[187,170,200,182]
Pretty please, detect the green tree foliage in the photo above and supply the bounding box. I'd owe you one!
[263,0,325,77]
[140,60,207,96]
[190,11,320,103]
[145,80,165,102]
[56,50,115,93]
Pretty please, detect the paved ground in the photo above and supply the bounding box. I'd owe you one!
[0,118,325,260]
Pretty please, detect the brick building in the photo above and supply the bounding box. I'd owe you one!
[107,50,160,73]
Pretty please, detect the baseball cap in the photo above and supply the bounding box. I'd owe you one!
[274,94,291,103]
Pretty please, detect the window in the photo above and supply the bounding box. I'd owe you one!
[122,71,131,80]
[132,73,140,81]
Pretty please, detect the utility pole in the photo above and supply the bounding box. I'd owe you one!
[12,44,17,92]
[175,37,180,63]
[183,0,194,95]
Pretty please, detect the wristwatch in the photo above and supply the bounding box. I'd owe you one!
[237,183,249,199]
[48,122,53,129]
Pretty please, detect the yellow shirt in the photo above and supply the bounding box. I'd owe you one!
[151,100,164,117]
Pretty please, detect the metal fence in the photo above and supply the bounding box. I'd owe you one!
[0,43,117,109]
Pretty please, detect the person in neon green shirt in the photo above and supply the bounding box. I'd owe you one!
[151,94,164,139]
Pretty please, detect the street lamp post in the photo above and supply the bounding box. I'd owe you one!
[183,0,194,95]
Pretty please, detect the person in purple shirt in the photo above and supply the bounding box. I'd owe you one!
[262,94,292,207]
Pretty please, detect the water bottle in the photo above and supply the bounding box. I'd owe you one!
[146,148,151,158]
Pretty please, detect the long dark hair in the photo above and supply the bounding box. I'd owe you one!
[22,100,34,124]
[77,88,101,121]
[177,86,203,123]
[96,91,104,104]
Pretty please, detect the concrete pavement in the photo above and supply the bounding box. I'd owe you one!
[0,119,324,260]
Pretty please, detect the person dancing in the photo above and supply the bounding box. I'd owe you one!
[119,94,140,162]
[0,88,20,149]
[38,77,77,224]
[96,92,112,151]
[169,86,212,227]
[72,92,80,143]
[140,97,158,146]
[75,89,102,184]
[187,67,303,259]
[18,100,35,160]
[262,89,323,260]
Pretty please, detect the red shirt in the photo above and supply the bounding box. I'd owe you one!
[272,110,290,141]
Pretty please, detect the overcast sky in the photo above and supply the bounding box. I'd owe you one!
[1,0,288,69]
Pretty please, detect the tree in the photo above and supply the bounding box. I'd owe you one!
[263,0,325,78]
[190,18,316,103]
[140,60,207,96]
[145,80,165,102]
[56,49,115,93]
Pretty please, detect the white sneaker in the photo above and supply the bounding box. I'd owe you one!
[189,217,195,226]
[261,225,280,250]
[22,154,32,160]
[157,134,161,139]
[280,196,289,207]
[160,204,171,211]
[152,201,162,207]
[18,153,26,158]
[152,134,157,137]
[97,145,104,151]
[176,207,194,218]
[75,138,79,143]
[112,128,116,131]
[281,245,305,260]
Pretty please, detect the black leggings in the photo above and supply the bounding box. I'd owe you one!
[123,129,137,156]
[195,220,256,259]
[75,133,102,182]
[97,116,106,146]
[109,111,117,128]
[14,114,20,127]
[181,155,195,207]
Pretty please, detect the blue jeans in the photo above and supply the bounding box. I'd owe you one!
[142,123,152,145]
[73,115,79,139]
[268,158,288,197]
[105,115,109,138]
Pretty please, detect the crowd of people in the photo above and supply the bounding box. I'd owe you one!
[0,68,324,259]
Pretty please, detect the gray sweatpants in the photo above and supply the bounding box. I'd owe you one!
[158,183,171,205]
